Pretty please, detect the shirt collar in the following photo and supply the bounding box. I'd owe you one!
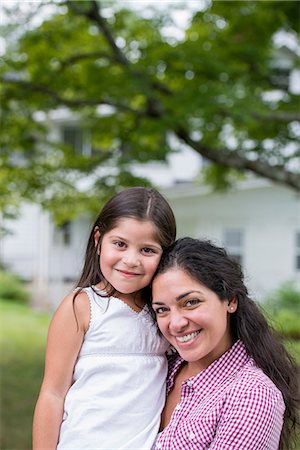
[167,340,251,396]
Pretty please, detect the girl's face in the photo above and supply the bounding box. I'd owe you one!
[152,268,237,372]
[96,218,163,297]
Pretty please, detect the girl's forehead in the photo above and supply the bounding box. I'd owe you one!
[111,217,157,230]
[106,217,161,241]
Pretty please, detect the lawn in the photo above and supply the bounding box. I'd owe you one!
[1,298,299,450]
[0,299,51,450]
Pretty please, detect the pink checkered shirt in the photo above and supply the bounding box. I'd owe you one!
[154,340,285,450]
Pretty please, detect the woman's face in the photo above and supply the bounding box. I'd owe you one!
[152,268,237,372]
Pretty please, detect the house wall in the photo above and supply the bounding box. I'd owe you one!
[1,181,299,309]
[1,204,41,280]
[0,205,90,309]
[162,181,300,300]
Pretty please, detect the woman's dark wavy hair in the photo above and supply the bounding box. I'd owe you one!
[151,237,300,450]
[75,187,176,302]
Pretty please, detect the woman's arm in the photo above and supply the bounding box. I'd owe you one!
[32,292,89,450]
[209,384,285,450]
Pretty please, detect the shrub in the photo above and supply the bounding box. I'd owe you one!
[269,309,300,340]
[263,281,300,312]
[262,281,300,339]
[0,270,30,303]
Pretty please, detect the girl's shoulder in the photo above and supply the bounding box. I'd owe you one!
[54,289,91,333]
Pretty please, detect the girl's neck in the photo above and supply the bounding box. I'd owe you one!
[95,282,145,312]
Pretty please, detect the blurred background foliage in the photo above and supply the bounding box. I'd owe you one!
[0,270,30,303]
[262,281,300,340]
[1,0,299,224]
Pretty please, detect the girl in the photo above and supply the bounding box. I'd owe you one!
[151,238,299,450]
[33,187,176,450]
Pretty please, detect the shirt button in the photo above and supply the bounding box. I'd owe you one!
[187,380,193,387]
[175,404,181,410]
[189,432,196,440]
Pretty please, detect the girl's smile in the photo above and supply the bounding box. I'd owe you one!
[115,269,142,277]
[97,218,163,304]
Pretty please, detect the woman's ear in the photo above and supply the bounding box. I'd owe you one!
[94,227,101,254]
[227,297,238,313]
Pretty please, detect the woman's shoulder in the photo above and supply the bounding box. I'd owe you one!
[232,359,284,403]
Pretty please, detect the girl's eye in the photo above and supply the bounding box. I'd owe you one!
[142,247,155,254]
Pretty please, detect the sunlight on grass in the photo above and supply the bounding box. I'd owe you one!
[0,299,51,450]
[1,299,299,449]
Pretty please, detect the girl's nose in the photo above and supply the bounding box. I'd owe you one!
[123,250,140,267]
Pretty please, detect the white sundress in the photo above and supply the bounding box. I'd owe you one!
[57,286,169,450]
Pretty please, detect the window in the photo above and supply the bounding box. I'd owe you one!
[62,125,91,156]
[61,221,72,246]
[223,229,244,265]
[296,231,300,271]
[54,222,72,246]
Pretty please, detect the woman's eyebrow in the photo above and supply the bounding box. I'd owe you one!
[175,291,203,301]
[152,290,203,305]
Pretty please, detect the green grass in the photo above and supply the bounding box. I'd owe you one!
[1,299,299,450]
[0,299,51,450]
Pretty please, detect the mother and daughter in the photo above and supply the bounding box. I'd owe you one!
[33,187,299,450]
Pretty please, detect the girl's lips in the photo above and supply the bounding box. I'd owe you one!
[116,269,140,277]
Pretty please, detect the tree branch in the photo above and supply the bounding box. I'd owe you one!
[253,111,300,122]
[1,76,144,115]
[59,51,113,68]
[65,0,172,97]
[66,0,130,66]
[175,126,300,192]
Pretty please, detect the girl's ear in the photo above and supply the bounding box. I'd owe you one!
[94,227,101,254]
[228,297,238,313]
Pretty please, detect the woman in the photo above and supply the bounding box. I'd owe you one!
[151,238,299,450]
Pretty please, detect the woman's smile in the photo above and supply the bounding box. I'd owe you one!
[152,268,236,371]
[175,330,201,344]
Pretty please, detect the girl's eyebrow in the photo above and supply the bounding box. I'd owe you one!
[109,235,162,249]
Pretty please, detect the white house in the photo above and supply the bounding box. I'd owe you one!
[1,170,299,309]
[163,179,300,300]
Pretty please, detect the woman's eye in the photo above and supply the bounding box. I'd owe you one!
[154,307,167,315]
[185,299,200,307]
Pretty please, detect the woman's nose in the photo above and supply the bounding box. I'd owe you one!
[169,310,188,332]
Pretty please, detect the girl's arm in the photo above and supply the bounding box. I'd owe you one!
[32,292,90,450]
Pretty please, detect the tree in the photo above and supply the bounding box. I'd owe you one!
[1,0,299,223]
